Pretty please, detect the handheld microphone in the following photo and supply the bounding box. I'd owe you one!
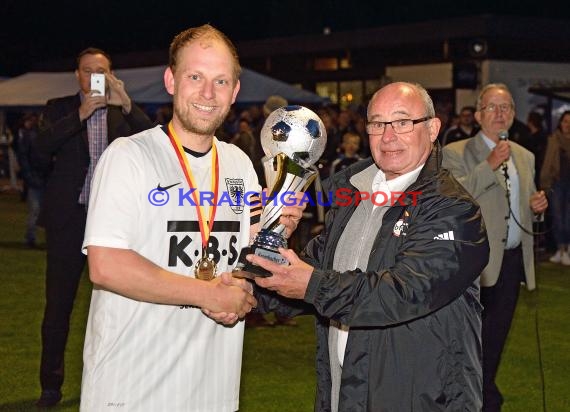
[497,130,509,169]
[496,130,549,237]
[498,130,509,141]
[497,130,509,176]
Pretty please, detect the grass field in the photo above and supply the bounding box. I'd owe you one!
[0,189,569,411]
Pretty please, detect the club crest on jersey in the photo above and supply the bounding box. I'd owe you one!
[225,178,245,214]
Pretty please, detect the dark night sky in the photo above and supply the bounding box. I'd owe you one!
[2,0,570,76]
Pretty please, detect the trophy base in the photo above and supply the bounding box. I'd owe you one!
[232,244,288,279]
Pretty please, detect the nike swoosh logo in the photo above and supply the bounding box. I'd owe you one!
[156,182,181,191]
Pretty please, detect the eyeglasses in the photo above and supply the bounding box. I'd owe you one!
[479,103,513,113]
[366,117,432,135]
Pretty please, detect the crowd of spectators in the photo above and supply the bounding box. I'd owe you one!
[0,100,560,259]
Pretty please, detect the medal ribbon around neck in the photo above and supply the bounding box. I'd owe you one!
[166,121,219,252]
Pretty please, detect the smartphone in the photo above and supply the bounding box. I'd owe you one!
[90,73,106,97]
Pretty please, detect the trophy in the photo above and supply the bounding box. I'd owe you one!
[233,105,327,278]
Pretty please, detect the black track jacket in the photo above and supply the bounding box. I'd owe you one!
[259,144,489,411]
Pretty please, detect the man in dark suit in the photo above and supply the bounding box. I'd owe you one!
[442,83,548,411]
[32,47,152,407]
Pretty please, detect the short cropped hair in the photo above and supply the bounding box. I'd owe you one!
[76,47,112,69]
[169,24,241,82]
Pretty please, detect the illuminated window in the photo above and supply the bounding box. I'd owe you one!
[340,57,352,69]
[339,81,362,108]
[314,57,338,71]
[316,82,338,103]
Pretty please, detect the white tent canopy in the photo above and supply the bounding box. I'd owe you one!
[0,66,326,107]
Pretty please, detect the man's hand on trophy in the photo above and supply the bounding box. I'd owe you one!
[278,191,306,239]
[249,248,313,299]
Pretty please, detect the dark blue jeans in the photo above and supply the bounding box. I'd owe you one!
[550,181,570,246]
[25,187,43,243]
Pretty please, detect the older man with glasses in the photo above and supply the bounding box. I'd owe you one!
[443,83,548,412]
[247,81,490,411]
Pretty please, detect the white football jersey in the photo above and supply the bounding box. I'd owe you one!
[81,126,261,411]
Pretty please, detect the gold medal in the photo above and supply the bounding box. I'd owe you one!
[166,122,220,282]
[195,249,217,281]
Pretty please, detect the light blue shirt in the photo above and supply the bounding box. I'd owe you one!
[481,133,522,249]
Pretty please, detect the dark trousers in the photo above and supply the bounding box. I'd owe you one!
[550,181,570,245]
[39,205,87,391]
[481,246,524,412]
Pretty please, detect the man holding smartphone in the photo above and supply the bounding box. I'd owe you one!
[32,47,152,408]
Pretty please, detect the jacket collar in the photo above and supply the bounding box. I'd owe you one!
[467,132,523,192]
[466,132,492,164]
[415,141,442,183]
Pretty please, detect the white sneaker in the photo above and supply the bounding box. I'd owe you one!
[561,252,570,266]
[550,250,562,263]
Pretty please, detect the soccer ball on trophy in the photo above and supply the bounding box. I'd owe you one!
[233,105,327,278]
[261,105,327,169]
